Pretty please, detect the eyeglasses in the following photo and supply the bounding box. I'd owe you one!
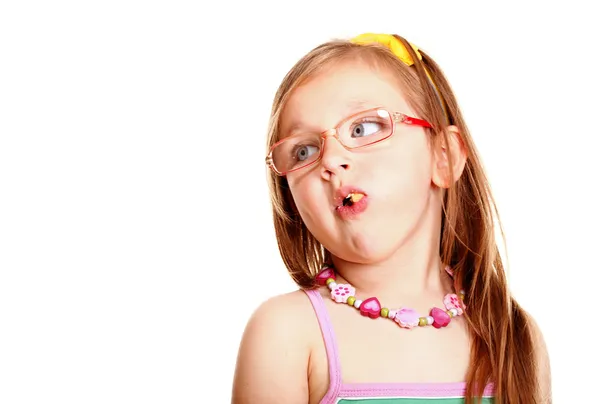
[266,107,432,176]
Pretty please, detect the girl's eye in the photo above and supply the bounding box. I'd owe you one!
[351,121,382,137]
[294,145,319,161]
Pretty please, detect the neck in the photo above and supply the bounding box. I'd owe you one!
[329,216,454,306]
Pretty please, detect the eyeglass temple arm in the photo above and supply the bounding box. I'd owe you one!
[393,112,433,128]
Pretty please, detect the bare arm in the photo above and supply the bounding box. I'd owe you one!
[529,315,552,403]
[231,293,311,404]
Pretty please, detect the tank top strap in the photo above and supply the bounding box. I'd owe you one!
[302,288,342,403]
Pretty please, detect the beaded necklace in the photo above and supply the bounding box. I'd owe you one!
[315,265,466,329]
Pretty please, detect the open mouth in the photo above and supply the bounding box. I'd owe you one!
[333,186,369,219]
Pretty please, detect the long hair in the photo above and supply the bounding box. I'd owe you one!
[264,35,540,403]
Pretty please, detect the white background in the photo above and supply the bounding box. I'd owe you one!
[1,1,598,403]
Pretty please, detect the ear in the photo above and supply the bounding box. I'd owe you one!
[431,125,467,188]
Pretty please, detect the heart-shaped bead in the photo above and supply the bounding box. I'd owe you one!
[359,297,381,319]
[315,267,336,285]
[430,307,451,328]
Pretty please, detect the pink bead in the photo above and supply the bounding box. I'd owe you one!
[359,297,381,319]
[315,267,335,286]
[330,284,355,303]
[430,307,451,329]
[443,293,465,315]
[394,308,420,329]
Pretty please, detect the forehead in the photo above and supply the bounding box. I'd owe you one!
[280,61,414,136]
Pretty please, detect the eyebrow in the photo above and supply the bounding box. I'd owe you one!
[285,99,376,136]
[344,99,374,113]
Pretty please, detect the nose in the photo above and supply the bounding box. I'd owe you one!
[320,130,350,180]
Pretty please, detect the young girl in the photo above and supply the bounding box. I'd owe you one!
[232,33,551,403]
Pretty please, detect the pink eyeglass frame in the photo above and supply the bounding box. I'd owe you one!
[265,107,433,176]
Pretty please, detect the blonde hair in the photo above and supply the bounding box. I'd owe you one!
[264,34,540,403]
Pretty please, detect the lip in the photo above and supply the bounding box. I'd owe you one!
[334,185,369,220]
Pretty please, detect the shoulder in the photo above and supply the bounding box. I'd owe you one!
[526,311,552,403]
[241,290,319,340]
[231,290,320,404]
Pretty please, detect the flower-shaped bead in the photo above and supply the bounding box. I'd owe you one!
[443,293,465,315]
[394,308,420,329]
[331,284,355,303]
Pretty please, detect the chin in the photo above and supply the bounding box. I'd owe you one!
[324,232,403,264]
[305,205,423,264]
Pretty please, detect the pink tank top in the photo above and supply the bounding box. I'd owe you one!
[302,288,495,403]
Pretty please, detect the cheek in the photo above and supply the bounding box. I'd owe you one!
[288,176,327,222]
[373,136,433,202]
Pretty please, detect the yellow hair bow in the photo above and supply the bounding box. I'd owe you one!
[350,33,422,67]
[350,33,449,123]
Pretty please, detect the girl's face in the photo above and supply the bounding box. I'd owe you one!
[279,61,438,263]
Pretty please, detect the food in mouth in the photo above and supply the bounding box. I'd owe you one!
[342,192,364,207]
